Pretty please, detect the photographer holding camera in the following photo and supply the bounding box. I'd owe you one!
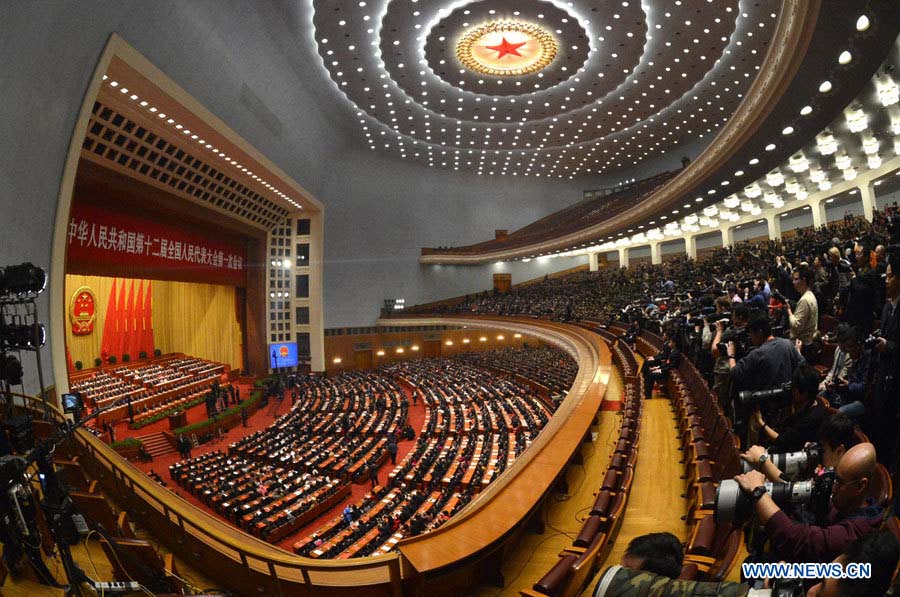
[734,442,883,564]
[728,310,804,444]
[841,240,880,335]
[752,365,825,454]
[741,413,857,484]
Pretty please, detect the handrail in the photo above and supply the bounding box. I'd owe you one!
[13,315,611,594]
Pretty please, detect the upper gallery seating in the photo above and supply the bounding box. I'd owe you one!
[453,345,578,397]
[422,170,677,255]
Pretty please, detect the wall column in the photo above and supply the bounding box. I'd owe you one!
[859,180,876,222]
[650,242,662,265]
[618,247,629,269]
[686,235,698,260]
[766,213,782,241]
[811,198,827,229]
[721,225,734,248]
[588,251,599,272]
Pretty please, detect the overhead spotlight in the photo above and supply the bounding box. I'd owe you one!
[876,76,899,106]
[789,152,809,172]
[856,15,870,32]
[0,263,47,297]
[816,131,838,155]
[1,323,46,350]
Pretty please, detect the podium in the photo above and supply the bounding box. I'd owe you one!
[168,411,188,430]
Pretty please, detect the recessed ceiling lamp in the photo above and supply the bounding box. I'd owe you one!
[856,15,870,31]
[800,105,813,116]
[781,126,794,135]
[819,80,833,93]
[838,51,852,65]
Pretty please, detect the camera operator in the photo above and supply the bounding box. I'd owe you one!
[867,256,900,467]
[752,365,825,454]
[728,310,803,442]
[733,442,883,564]
[641,334,680,400]
[741,413,857,484]
[786,265,819,361]
[806,531,900,597]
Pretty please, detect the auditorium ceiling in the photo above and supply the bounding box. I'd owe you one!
[312,0,780,178]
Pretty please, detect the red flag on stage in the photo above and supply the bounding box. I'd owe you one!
[100,279,119,363]
[143,281,155,356]
[66,346,74,372]
[134,281,144,358]
[124,280,137,359]
[114,280,127,360]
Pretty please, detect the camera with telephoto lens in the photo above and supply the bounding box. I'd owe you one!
[715,468,836,526]
[863,334,880,350]
[740,443,823,479]
[738,381,792,409]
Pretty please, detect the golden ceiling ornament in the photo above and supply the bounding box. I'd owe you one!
[456,21,558,77]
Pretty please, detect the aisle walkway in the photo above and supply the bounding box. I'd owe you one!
[474,359,688,596]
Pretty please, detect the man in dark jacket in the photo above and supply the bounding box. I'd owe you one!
[734,442,883,564]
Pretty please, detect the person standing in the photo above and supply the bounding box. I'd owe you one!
[386,437,398,465]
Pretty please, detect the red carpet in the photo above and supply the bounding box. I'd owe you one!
[126,382,428,553]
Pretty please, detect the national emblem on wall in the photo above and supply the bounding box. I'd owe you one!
[69,286,97,335]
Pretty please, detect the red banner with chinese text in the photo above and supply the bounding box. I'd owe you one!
[66,203,247,286]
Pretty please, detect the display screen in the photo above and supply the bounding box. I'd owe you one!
[269,342,298,368]
[62,393,84,414]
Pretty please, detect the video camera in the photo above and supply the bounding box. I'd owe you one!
[741,443,823,480]
[738,381,792,410]
[716,327,751,360]
[715,469,836,526]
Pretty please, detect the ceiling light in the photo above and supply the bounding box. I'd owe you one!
[765,143,776,151]
[843,168,858,181]
[845,104,867,132]
[789,153,809,172]
[856,15,870,31]
[867,155,882,169]
[785,179,800,194]
[800,105,813,116]
[835,153,852,171]
[744,183,761,198]
[809,168,826,183]
[723,194,739,209]
[876,77,899,106]
[819,81,832,93]
[816,131,838,155]
[862,136,879,155]
[781,126,794,135]
[766,169,784,187]
[818,179,832,191]
[838,51,852,65]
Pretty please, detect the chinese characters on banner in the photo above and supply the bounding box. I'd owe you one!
[67,203,247,286]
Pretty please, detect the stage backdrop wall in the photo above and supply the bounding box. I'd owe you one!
[65,274,242,371]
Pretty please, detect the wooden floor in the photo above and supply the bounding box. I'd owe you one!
[473,362,689,596]
[1,522,218,596]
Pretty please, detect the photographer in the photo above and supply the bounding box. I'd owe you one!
[818,323,853,398]
[620,532,684,579]
[741,413,857,484]
[841,240,880,335]
[868,257,900,467]
[733,442,883,564]
[728,310,803,441]
[786,265,818,359]
[825,327,871,421]
[753,365,825,454]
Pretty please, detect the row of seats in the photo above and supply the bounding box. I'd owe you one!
[169,451,351,542]
[453,346,578,397]
[521,334,645,597]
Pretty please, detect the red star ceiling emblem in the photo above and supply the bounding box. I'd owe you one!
[485,37,527,59]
